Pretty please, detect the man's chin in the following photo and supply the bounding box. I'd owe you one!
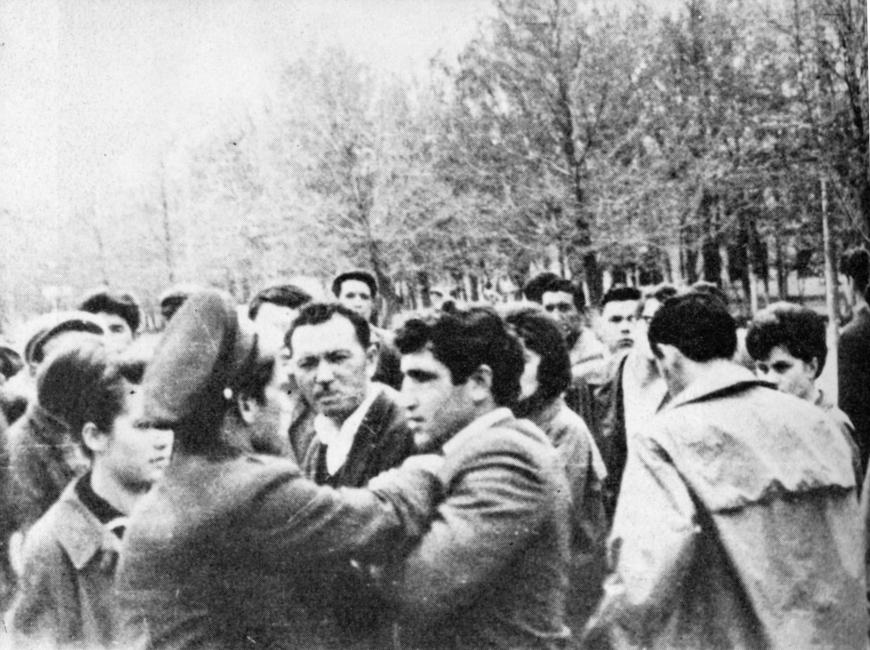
[413,430,445,453]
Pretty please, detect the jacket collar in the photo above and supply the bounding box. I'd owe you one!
[442,407,514,456]
[53,479,125,570]
[664,361,771,412]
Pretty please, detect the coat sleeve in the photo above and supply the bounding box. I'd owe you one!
[6,530,77,645]
[247,453,443,563]
[387,435,553,622]
[583,432,699,646]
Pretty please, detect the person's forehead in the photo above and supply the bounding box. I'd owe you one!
[100,312,129,325]
[541,290,573,305]
[290,315,362,353]
[602,299,638,316]
[763,344,799,364]
[255,302,296,322]
[339,279,372,297]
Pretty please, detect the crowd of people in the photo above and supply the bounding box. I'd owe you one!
[0,249,868,649]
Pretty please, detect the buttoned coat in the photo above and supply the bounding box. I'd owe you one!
[117,449,438,649]
[586,364,867,649]
[390,409,572,649]
[5,477,129,648]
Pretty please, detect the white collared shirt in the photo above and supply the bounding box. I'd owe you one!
[442,407,513,456]
[313,384,382,475]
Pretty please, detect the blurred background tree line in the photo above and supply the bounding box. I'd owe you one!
[2,0,867,329]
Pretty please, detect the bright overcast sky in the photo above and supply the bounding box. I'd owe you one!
[0,0,494,223]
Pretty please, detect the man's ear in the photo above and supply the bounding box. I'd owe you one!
[467,364,493,404]
[365,342,379,379]
[82,422,108,456]
[236,393,259,425]
[808,356,820,378]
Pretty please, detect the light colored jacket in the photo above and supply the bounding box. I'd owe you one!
[586,363,867,649]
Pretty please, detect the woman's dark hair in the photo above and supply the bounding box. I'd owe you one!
[504,307,571,413]
[37,337,145,457]
[746,302,827,378]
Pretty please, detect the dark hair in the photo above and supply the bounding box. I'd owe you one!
[0,345,23,379]
[232,356,276,406]
[840,248,870,295]
[745,302,827,377]
[523,272,560,303]
[395,307,523,407]
[248,284,312,320]
[505,307,571,405]
[37,338,145,457]
[636,283,679,317]
[80,290,141,333]
[601,285,641,307]
[648,292,737,362]
[285,302,371,353]
[159,284,205,322]
[331,271,378,300]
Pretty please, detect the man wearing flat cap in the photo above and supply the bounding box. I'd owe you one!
[332,270,403,390]
[116,290,442,649]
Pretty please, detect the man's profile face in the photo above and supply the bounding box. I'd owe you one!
[400,348,474,452]
[99,312,134,350]
[290,314,372,422]
[337,280,374,322]
[600,299,638,353]
[245,362,294,456]
[754,344,817,401]
[541,290,581,343]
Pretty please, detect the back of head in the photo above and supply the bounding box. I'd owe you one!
[746,302,827,377]
[649,292,737,362]
[285,302,371,351]
[395,306,523,407]
[840,248,870,296]
[248,284,313,320]
[79,289,141,333]
[504,306,571,403]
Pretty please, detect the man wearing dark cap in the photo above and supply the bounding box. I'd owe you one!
[79,289,140,351]
[116,290,442,648]
[332,269,403,389]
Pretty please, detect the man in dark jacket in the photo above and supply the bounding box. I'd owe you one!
[390,307,571,648]
[839,247,870,474]
[116,291,442,649]
[286,302,415,646]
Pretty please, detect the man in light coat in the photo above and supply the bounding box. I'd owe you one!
[585,291,866,648]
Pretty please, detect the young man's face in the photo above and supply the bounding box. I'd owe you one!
[754,344,817,400]
[99,312,134,351]
[244,362,294,456]
[600,299,639,353]
[400,348,476,452]
[337,280,374,322]
[541,290,582,343]
[290,314,374,423]
[99,388,173,491]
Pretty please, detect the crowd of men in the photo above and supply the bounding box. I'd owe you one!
[0,250,868,649]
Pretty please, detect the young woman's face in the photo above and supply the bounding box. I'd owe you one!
[101,386,173,490]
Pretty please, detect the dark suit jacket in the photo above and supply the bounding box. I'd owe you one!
[839,304,870,473]
[117,449,438,649]
[300,385,415,647]
[390,409,571,649]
